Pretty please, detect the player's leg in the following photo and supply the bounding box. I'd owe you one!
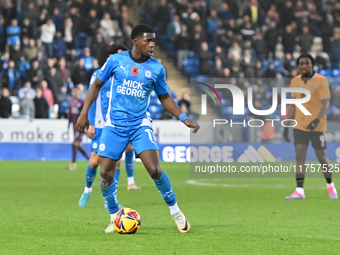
[114,159,121,187]
[98,126,129,233]
[132,126,190,233]
[79,152,100,207]
[312,132,338,199]
[285,129,309,199]
[125,144,140,190]
[68,140,79,170]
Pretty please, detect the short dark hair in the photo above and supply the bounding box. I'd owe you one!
[107,44,128,55]
[131,24,154,40]
[297,53,315,66]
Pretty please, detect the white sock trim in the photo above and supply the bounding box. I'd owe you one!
[84,187,92,193]
[169,202,180,215]
[110,214,115,221]
[296,187,304,194]
[127,177,135,186]
[327,182,335,188]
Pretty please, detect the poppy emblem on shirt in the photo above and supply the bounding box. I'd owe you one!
[131,67,138,75]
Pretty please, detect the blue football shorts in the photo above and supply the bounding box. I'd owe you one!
[91,128,103,153]
[98,125,158,160]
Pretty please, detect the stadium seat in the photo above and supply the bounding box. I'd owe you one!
[318,69,331,77]
[331,69,340,78]
[74,32,88,50]
[262,60,269,72]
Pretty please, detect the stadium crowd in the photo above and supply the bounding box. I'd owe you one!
[0,0,340,121]
[141,0,340,120]
[0,0,134,119]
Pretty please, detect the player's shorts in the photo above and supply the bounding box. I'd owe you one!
[98,125,158,160]
[91,128,103,153]
[74,127,84,142]
[293,129,327,150]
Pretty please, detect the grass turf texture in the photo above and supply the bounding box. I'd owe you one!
[1,161,340,255]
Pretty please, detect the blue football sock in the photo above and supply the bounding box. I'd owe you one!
[100,181,119,215]
[125,150,134,177]
[153,171,176,206]
[85,164,97,189]
[114,169,120,187]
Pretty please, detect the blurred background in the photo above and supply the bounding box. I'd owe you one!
[0,0,340,161]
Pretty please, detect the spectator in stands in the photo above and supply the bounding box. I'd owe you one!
[155,0,170,34]
[0,88,12,118]
[294,0,309,26]
[315,53,328,70]
[2,60,18,92]
[240,20,255,41]
[263,20,279,59]
[41,19,56,57]
[206,9,218,40]
[57,86,69,119]
[16,56,30,82]
[46,67,63,104]
[264,62,277,79]
[282,53,296,76]
[21,18,34,39]
[100,12,115,43]
[63,17,74,50]
[0,15,4,53]
[254,60,263,78]
[71,59,88,86]
[214,46,227,66]
[228,51,242,78]
[58,57,71,85]
[52,31,67,58]
[27,61,44,89]
[241,49,255,78]
[298,26,314,53]
[330,32,340,68]
[41,80,54,109]
[198,42,211,75]
[51,8,63,32]
[33,87,49,119]
[178,91,190,115]
[82,47,94,72]
[18,81,36,100]
[85,9,99,38]
[227,41,241,60]
[281,25,296,55]
[308,3,322,36]
[19,91,35,120]
[244,0,260,26]
[90,34,107,65]
[175,25,191,69]
[279,0,295,28]
[23,39,38,62]
[252,29,266,61]
[209,56,224,78]
[23,2,39,29]
[218,3,232,21]
[167,15,182,42]
[6,19,21,47]
[10,44,22,63]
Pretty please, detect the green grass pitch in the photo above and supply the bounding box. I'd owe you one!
[1,161,340,254]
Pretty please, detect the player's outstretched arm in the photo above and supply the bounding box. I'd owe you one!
[75,78,104,133]
[283,103,296,142]
[158,93,200,133]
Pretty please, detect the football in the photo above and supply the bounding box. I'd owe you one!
[113,208,141,234]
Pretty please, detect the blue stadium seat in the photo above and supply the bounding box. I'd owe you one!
[75,32,88,50]
[318,69,331,77]
[331,69,340,78]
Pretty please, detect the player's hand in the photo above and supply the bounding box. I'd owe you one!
[75,113,89,133]
[306,118,320,131]
[87,125,95,139]
[184,119,200,134]
[283,127,289,142]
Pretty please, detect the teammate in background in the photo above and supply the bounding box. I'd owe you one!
[67,86,89,170]
[283,54,338,199]
[76,24,199,233]
[78,44,140,208]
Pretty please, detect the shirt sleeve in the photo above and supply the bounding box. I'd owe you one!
[97,56,116,83]
[88,72,97,126]
[154,67,169,95]
[319,78,331,100]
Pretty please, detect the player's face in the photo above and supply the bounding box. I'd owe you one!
[298,58,313,77]
[136,33,156,57]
